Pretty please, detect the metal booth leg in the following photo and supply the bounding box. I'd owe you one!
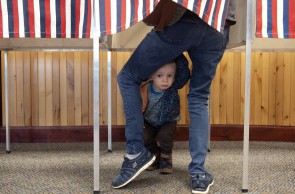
[4,51,11,153]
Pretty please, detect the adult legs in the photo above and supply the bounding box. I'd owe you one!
[115,14,224,189]
[187,25,227,175]
[117,30,185,154]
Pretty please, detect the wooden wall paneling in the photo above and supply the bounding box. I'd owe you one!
[290,53,295,126]
[275,52,284,125]
[23,52,32,126]
[111,52,118,125]
[249,54,256,124]
[52,52,61,126]
[38,52,46,125]
[60,52,68,126]
[66,52,75,125]
[268,52,277,125]
[116,51,122,126]
[253,52,262,125]
[211,55,221,124]
[45,52,53,126]
[88,52,93,125]
[2,51,295,128]
[114,52,124,125]
[74,52,82,125]
[8,52,17,126]
[115,52,125,125]
[219,52,227,124]
[261,52,270,125]
[282,52,292,126]
[233,52,241,124]
[30,52,39,126]
[226,52,234,124]
[81,52,89,125]
[16,52,25,126]
[1,52,5,125]
[240,52,246,124]
[100,51,108,125]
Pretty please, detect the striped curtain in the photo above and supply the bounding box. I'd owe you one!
[95,0,229,37]
[172,0,228,33]
[256,0,295,38]
[95,0,158,37]
[0,0,92,38]
[0,0,229,38]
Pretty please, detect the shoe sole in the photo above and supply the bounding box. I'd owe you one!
[113,155,156,189]
[158,168,173,174]
[191,180,214,194]
[146,167,158,171]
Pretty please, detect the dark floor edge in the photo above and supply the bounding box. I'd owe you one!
[0,125,294,143]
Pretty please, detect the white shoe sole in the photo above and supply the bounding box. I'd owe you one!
[113,155,156,189]
[192,180,214,194]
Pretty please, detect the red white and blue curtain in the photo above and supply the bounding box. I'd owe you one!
[256,0,295,38]
[0,0,92,38]
[0,0,229,38]
[95,0,157,37]
[96,0,229,37]
[174,0,229,32]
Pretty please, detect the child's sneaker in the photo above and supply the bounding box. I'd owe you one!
[158,154,173,174]
[146,159,159,171]
[191,172,214,194]
[112,148,156,188]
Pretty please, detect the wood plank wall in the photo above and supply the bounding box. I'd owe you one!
[1,51,295,127]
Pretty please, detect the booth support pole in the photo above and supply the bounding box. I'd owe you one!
[242,0,253,192]
[93,0,100,192]
[93,34,100,192]
[4,51,11,153]
[107,51,112,152]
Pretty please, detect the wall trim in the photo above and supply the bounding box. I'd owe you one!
[0,125,294,143]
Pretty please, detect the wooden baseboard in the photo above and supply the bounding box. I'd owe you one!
[0,125,294,143]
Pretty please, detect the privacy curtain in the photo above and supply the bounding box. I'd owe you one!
[1,0,230,38]
[0,0,92,38]
[256,0,295,38]
[94,0,229,37]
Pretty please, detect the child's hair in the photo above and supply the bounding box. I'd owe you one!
[166,60,176,67]
[164,60,176,70]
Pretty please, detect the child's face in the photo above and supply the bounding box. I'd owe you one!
[151,62,176,92]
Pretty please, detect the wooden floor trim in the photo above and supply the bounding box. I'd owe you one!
[0,125,294,143]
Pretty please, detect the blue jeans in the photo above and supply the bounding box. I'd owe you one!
[117,16,228,175]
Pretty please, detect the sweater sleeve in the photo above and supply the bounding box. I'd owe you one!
[172,54,191,89]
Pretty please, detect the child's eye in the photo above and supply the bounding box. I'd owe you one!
[157,74,162,78]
